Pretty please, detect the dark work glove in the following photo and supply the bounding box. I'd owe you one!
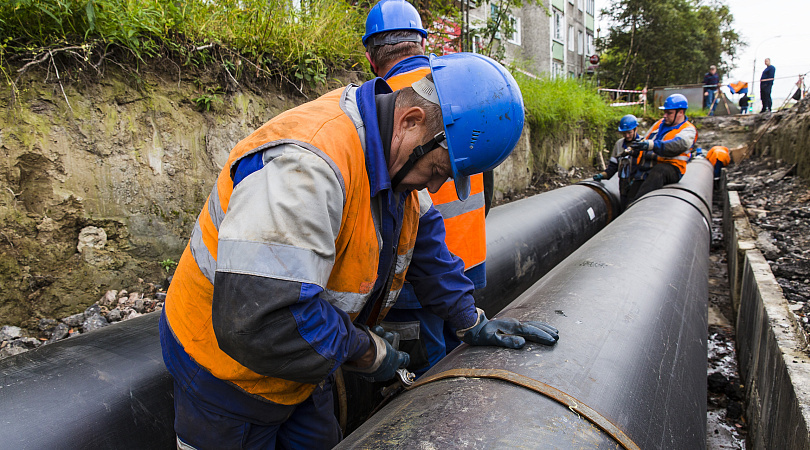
[344,326,410,382]
[628,139,654,152]
[641,150,658,162]
[593,172,607,181]
[458,308,559,349]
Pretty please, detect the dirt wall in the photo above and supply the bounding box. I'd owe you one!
[749,97,810,180]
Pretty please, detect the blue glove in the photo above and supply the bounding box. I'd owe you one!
[344,326,410,382]
[593,173,606,181]
[459,309,559,349]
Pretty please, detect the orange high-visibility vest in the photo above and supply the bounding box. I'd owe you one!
[706,146,730,167]
[644,119,697,175]
[165,87,422,405]
[386,67,487,270]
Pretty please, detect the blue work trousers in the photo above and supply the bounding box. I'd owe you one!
[160,311,342,450]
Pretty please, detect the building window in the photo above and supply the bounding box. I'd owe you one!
[568,25,574,51]
[586,0,595,15]
[553,10,563,42]
[472,35,483,54]
[587,33,594,56]
[507,15,521,45]
[578,0,584,12]
[578,30,584,55]
[553,61,564,77]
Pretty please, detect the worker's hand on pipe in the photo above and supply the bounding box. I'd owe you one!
[458,308,559,349]
[344,326,410,382]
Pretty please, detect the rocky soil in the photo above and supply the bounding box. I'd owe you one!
[0,282,166,359]
[726,156,810,340]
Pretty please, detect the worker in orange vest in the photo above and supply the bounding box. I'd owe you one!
[160,52,558,449]
[626,93,697,202]
[362,0,492,375]
[705,145,731,179]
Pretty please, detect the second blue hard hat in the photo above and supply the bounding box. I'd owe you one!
[363,0,428,47]
[659,93,688,110]
[618,114,638,132]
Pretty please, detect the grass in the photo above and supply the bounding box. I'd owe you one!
[0,0,368,89]
[515,72,622,139]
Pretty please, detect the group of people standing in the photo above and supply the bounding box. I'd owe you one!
[703,59,776,114]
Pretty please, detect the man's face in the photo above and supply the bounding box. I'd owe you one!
[395,144,453,193]
[710,67,717,74]
[663,109,679,126]
[622,129,637,141]
[765,58,771,66]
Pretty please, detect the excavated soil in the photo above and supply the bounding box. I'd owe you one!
[726,156,810,341]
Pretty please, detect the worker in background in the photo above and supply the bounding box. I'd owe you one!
[626,93,697,202]
[703,65,719,113]
[160,52,559,450]
[705,145,731,180]
[593,114,641,211]
[363,0,490,375]
[760,58,775,113]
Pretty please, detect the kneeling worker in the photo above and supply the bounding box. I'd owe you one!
[160,52,559,449]
[626,93,697,202]
[593,114,642,210]
[705,145,731,180]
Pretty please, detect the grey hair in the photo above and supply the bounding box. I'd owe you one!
[396,73,444,140]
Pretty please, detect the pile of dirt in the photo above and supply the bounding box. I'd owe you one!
[725,157,810,342]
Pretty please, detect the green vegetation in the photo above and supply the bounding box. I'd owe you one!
[0,0,367,90]
[516,72,618,137]
[160,258,177,273]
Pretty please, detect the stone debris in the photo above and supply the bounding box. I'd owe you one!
[726,157,810,344]
[0,286,165,360]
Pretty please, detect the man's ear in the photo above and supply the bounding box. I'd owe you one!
[395,106,427,137]
[365,52,378,76]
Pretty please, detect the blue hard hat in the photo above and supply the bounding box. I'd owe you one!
[618,114,638,132]
[429,53,525,201]
[659,93,688,110]
[363,0,427,47]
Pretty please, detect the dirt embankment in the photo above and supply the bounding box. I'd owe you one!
[0,62,357,328]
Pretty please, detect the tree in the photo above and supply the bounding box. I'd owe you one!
[597,0,744,90]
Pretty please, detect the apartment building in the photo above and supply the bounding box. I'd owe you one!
[447,0,596,78]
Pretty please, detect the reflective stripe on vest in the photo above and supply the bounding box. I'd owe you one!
[386,66,487,270]
[165,86,422,405]
[644,119,696,175]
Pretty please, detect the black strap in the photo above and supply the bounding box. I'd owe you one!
[390,132,446,190]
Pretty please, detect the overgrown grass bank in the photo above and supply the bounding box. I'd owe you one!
[0,0,367,88]
[515,73,616,137]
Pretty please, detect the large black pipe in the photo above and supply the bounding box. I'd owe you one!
[0,312,173,449]
[474,176,620,315]
[337,160,713,449]
[0,177,621,449]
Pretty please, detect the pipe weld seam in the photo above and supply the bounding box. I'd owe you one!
[407,368,641,450]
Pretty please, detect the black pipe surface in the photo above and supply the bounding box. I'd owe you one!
[337,160,712,449]
[474,176,620,315]
[0,312,174,449]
